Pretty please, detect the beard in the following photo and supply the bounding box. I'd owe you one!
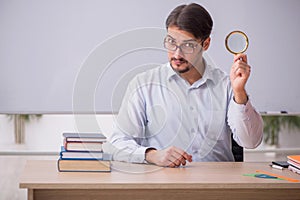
[170,57,192,74]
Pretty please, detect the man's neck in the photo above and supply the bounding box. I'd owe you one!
[180,67,202,85]
[180,60,205,85]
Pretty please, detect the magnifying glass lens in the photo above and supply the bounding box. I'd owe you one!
[225,31,249,54]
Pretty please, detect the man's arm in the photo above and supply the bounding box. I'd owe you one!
[108,77,150,163]
[108,127,150,163]
[227,99,263,148]
[228,53,263,148]
[145,146,192,167]
[109,75,192,166]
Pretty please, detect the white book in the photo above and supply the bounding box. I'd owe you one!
[63,132,107,142]
[288,165,300,175]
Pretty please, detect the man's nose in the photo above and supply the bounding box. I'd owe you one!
[173,47,184,59]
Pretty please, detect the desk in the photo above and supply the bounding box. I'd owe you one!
[19,160,300,200]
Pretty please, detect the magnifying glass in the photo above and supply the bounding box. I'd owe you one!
[225,30,249,54]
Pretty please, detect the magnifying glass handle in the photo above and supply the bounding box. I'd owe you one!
[234,54,244,62]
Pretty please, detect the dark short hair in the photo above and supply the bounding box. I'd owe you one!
[166,3,213,41]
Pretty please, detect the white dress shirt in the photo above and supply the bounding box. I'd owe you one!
[109,60,263,163]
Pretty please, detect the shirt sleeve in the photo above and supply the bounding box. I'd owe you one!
[227,94,264,149]
[108,76,151,163]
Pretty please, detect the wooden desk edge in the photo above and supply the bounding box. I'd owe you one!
[19,160,300,190]
[19,182,300,190]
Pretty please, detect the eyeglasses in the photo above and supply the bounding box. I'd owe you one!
[163,36,201,54]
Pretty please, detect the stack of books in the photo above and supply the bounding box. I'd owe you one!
[57,133,111,172]
[287,155,300,175]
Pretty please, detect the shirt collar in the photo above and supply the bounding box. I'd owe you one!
[166,63,178,81]
[200,59,218,85]
[166,59,219,86]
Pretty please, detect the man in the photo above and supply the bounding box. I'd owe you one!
[109,3,263,167]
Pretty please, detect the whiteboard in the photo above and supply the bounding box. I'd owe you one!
[0,0,299,114]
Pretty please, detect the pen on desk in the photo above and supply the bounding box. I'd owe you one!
[269,164,283,170]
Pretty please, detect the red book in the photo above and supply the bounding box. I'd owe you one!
[64,140,103,152]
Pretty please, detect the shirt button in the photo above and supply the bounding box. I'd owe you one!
[190,106,194,111]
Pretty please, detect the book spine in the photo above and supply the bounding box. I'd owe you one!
[63,141,103,152]
[287,160,300,169]
[61,146,103,153]
[57,159,61,172]
[57,159,111,172]
[59,157,104,161]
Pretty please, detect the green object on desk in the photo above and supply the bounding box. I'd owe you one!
[243,173,284,180]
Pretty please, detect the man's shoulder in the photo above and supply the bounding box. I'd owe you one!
[134,63,170,81]
[205,64,229,85]
[125,63,170,92]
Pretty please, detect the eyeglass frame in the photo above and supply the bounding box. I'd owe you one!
[163,35,203,54]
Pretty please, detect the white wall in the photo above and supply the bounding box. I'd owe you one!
[1,114,300,152]
[1,0,300,113]
[0,114,115,151]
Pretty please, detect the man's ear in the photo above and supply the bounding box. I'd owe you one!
[203,37,211,51]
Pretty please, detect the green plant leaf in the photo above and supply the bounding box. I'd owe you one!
[262,115,300,146]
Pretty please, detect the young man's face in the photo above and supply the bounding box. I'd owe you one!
[165,26,210,74]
